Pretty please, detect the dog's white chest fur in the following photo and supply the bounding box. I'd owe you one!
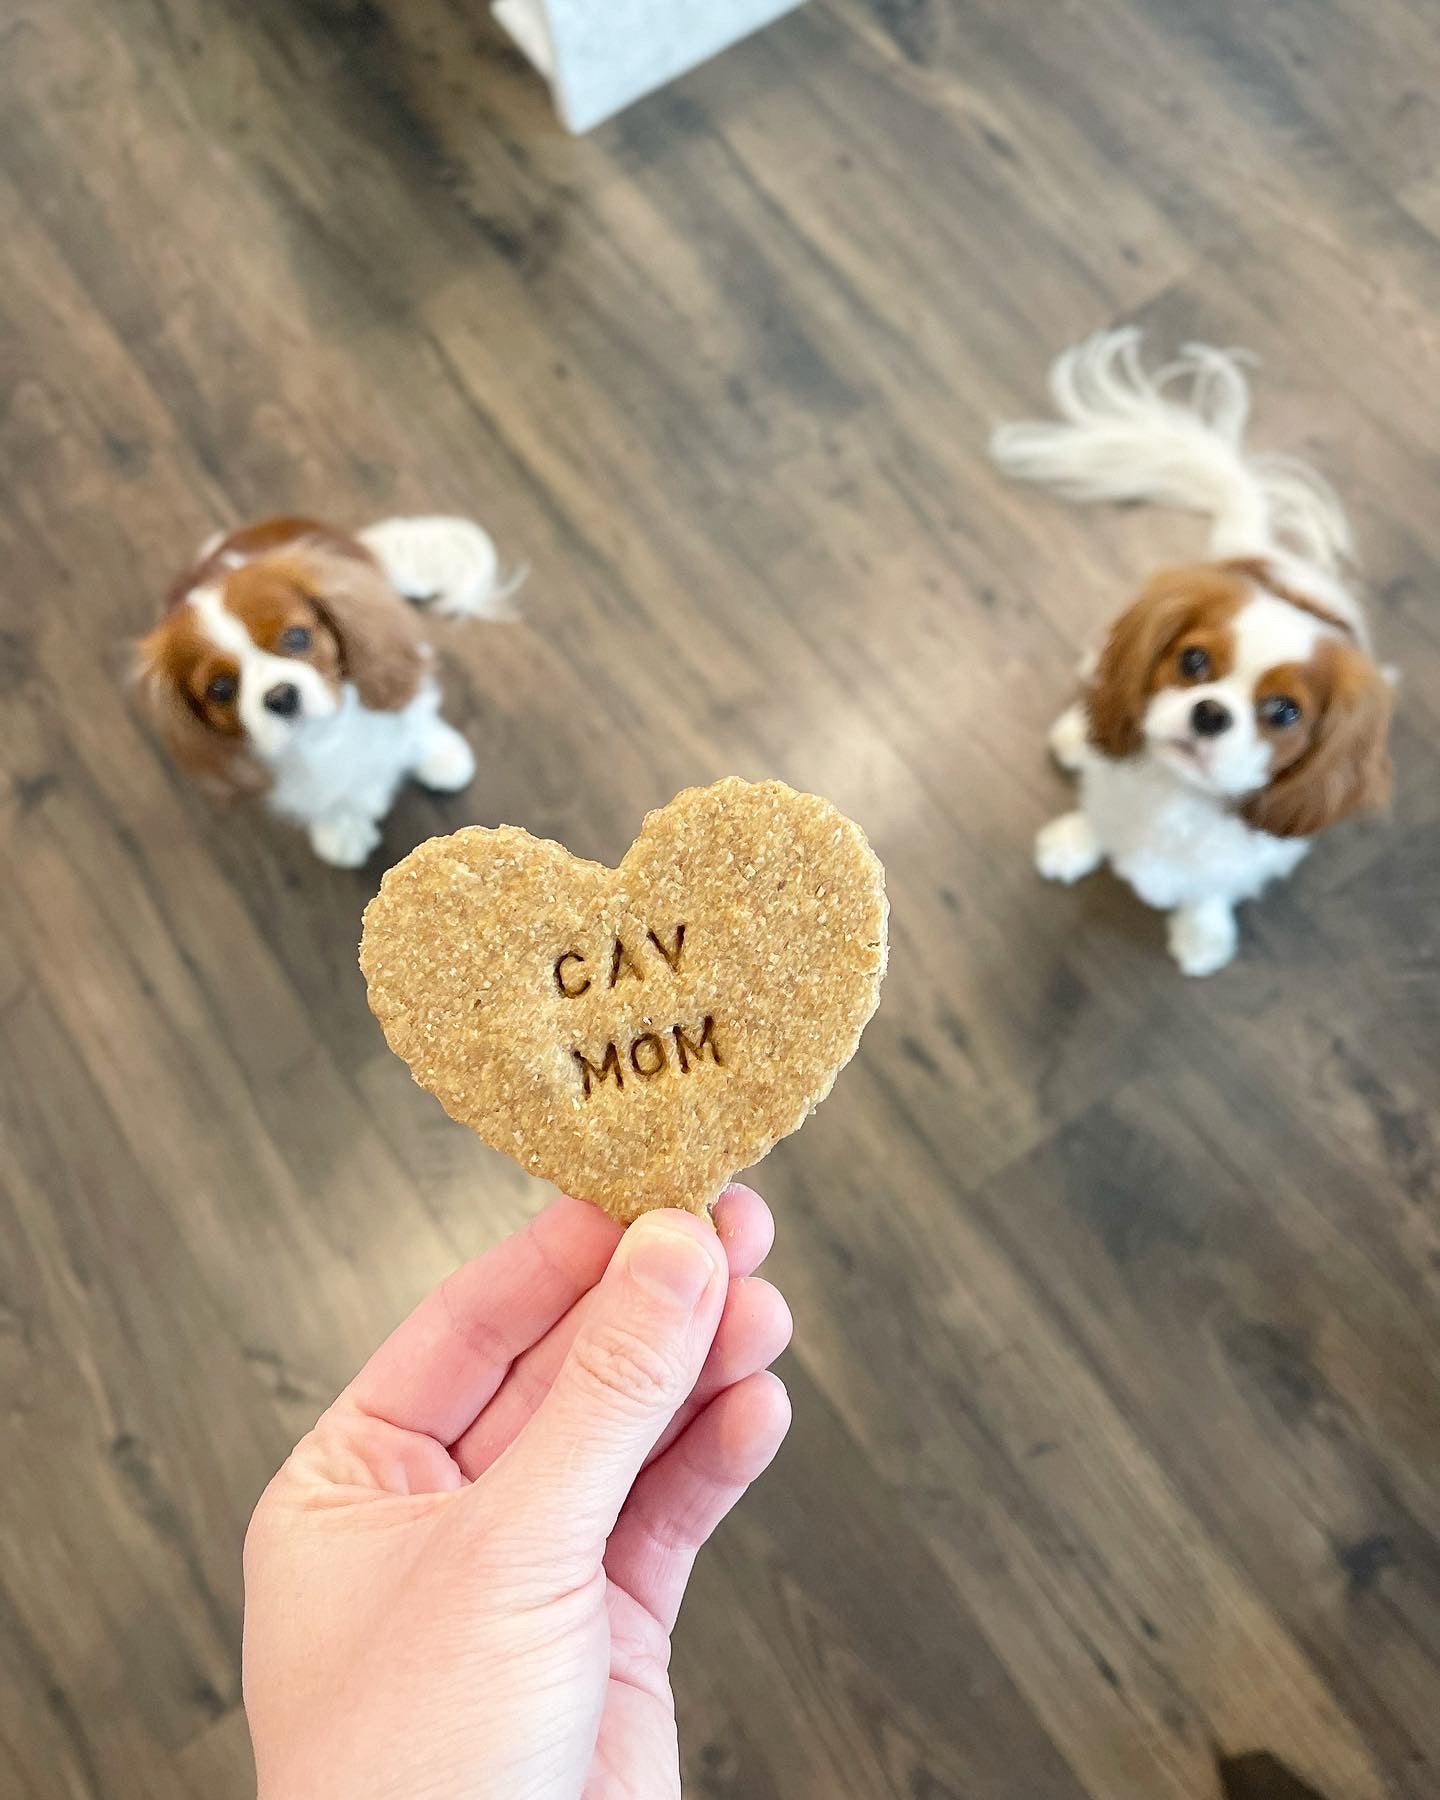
[265,681,443,825]
[1082,756,1309,910]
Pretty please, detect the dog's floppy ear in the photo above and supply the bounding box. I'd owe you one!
[291,541,426,713]
[1087,566,1211,758]
[1242,640,1393,839]
[133,629,269,800]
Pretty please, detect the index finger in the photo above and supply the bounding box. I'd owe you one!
[340,1193,623,1443]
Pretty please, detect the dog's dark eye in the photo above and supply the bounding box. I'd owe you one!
[206,674,237,704]
[1178,645,1210,679]
[1259,694,1302,729]
[280,625,312,654]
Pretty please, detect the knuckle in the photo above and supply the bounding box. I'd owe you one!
[571,1319,689,1412]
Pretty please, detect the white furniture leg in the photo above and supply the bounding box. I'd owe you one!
[494,0,808,133]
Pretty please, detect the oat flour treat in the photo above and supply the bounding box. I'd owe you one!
[360,778,888,1222]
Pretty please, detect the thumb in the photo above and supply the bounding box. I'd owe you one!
[487,1208,727,1565]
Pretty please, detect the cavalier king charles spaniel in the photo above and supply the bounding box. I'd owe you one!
[139,514,519,867]
[993,330,1393,975]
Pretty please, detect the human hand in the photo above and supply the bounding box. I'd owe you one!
[242,1187,792,1799]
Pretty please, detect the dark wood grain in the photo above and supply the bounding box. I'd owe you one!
[1,0,1437,1794]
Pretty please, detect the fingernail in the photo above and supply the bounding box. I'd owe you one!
[622,1216,717,1306]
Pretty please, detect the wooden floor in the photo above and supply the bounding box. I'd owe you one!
[3,1,1439,1795]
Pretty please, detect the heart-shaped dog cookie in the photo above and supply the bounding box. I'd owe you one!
[360,778,888,1221]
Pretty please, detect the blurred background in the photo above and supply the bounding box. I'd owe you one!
[2,2,1438,1797]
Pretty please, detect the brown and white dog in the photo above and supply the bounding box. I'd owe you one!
[138,514,519,866]
[992,332,1393,974]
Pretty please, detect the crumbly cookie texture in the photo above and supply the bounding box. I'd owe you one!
[359,777,888,1223]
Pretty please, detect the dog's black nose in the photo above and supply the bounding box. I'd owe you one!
[264,682,301,717]
[1192,698,1232,737]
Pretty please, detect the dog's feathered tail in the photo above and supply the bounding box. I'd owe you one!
[989,329,1353,574]
[359,515,526,621]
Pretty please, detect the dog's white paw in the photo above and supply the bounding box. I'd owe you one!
[414,721,476,793]
[310,813,382,868]
[1048,703,1089,774]
[1036,812,1102,884]
[1167,903,1237,977]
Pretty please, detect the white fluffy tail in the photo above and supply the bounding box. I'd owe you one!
[359,515,526,620]
[990,330,1353,572]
